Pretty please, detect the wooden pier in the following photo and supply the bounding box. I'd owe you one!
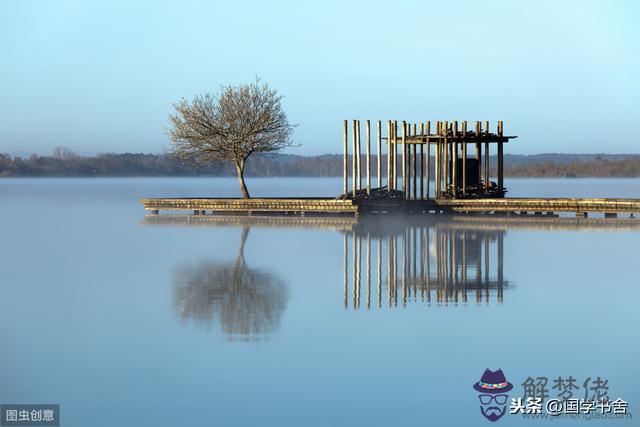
[140,197,358,216]
[140,119,640,218]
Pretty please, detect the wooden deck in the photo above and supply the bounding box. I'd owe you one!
[140,196,640,217]
[429,197,640,215]
[139,197,359,215]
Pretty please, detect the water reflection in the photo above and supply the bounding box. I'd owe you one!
[343,220,507,309]
[173,227,289,341]
[150,213,640,316]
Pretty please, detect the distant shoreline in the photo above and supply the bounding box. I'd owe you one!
[2,151,640,178]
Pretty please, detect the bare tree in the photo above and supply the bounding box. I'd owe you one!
[168,79,295,198]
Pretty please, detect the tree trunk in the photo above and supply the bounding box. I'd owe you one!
[235,161,250,198]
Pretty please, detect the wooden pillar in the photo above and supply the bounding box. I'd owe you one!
[444,121,449,197]
[475,121,481,187]
[452,121,458,198]
[420,123,424,200]
[343,120,348,194]
[377,120,382,189]
[462,121,467,196]
[393,121,398,190]
[435,121,440,199]
[366,119,371,195]
[412,123,422,199]
[497,120,504,191]
[387,120,392,191]
[484,120,490,190]
[352,119,357,197]
[425,121,431,200]
[405,122,410,198]
[402,121,407,197]
[356,120,361,192]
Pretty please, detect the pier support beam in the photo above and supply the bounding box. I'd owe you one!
[343,120,348,194]
[366,119,371,195]
[452,121,458,198]
[356,120,361,193]
[420,122,424,199]
[413,123,417,200]
[426,121,431,200]
[402,121,407,198]
[393,121,398,191]
[498,121,504,192]
[462,121,467,196]
[352,119,357,197]
[484,120,490,190]
[387,121,392,192]
[475,121,482,187]
[377,120,382,189]
[435,122,440,199]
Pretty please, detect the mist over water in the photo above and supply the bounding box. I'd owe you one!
[0,178,638,426]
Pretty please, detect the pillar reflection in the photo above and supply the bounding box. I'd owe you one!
[342,219,508,309]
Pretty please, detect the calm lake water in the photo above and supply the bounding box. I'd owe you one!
[1,178,639,427]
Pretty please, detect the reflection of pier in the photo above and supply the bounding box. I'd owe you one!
[343,221,507,309]
[144,212,640,232]
[144,213,356,231]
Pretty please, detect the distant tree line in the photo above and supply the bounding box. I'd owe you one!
[2,148,640,178]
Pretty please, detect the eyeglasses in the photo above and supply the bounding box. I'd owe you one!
[479,394,508,405]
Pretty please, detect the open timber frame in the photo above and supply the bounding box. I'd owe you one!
[140,119,640,218]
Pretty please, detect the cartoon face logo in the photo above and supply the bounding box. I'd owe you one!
[473,368,513,422]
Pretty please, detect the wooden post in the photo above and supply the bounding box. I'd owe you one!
[462,121,467,196]
[426,121,431,200]
[497,120,504,192]
[420,123,424,200]
[401,121,407,197]
[356,120,361,192]
[484,120,490,190]
[475,121,481,187]
[387,120,392,191]
[444,121,449,197]
[377,120,382,189]
[393,121,398,190]
[343,120,348,194]
[435,121,440,199]
[366,119,371,195]
[452,121,458,198]
[413,123,417,200]
[405,122,410,199]
[352,119,357,197]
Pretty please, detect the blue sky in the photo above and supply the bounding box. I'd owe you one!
[1,0,639,156]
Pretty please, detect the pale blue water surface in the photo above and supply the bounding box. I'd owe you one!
[0,178,639,427]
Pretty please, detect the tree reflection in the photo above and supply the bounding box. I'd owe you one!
[173,228,289,341]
